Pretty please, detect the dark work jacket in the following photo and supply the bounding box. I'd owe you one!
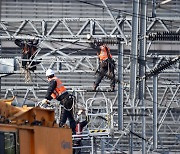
[45,79,57,100]
[45,79,69,102]
[14,39,38,59]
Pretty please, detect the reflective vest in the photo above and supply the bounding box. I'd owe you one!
[50,76,67,99]
[75,123,82,135]
[23,44,30,54]
[23,44,37,58]
[98,45,112,61]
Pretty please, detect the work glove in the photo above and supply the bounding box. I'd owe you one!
[77,109,84,115]
[41,99,48,104]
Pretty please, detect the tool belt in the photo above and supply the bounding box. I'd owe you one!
[100,58,115,69]
[58,92,74,110]
[100,59,108,68]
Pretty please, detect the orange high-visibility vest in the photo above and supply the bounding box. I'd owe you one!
[50,76,67,99]
[98,45,112,61]
[23,44,37,55]
[23,44,30,54]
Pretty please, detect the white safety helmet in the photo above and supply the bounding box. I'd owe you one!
[46,69,54,77]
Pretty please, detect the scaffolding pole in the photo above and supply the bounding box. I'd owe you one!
[153,58,158,150]
[139,0,147,153]
[129,0,139,153]
[152,0,157,17]
[118,23,124,131]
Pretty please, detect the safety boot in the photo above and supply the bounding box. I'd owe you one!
[110,86,115,92]
[93,83,97,91]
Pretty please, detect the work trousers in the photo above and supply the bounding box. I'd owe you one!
[60,107,76,134]
[95,59,115,88]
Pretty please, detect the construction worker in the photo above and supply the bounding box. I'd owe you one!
[93,44,116,91]
[42,69,76,134]
[14,39,39,71]
[73,109,89,154]
[75,109,89,136]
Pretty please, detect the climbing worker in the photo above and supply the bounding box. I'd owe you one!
[42,69,76,134]
[14,39,39,71]
[93,44,116,91]
[73,109,89,154]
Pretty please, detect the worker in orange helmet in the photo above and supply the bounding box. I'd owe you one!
[42,69,76,134]
[93,44,116,91]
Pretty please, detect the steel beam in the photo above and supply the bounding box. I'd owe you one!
[153,58,158,150]
[139,0,147,153]
[129,0,139,153]
[118,36,124,130]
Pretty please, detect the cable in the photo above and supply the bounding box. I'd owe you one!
[0,12,179,52]
[75,0,180,33]
[156,4,180,14]
[1,0,180,38]
[129,130,147,141]
[0,2,179,81]
[32,71,48,83]
[1,35,178,79]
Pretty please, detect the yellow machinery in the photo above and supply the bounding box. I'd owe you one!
[0,97,72,154]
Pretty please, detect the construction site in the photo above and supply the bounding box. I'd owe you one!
[0,0,179,154]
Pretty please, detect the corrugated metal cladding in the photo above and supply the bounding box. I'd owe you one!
[1,0,129,19]
[1,0,180,36]
[1,0,180,19]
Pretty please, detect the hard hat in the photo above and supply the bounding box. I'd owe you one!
[86,34,92,40]
[46,69,54,77]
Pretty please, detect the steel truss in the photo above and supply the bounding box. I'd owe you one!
[2,46,180,154]
[0,17,129,40]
